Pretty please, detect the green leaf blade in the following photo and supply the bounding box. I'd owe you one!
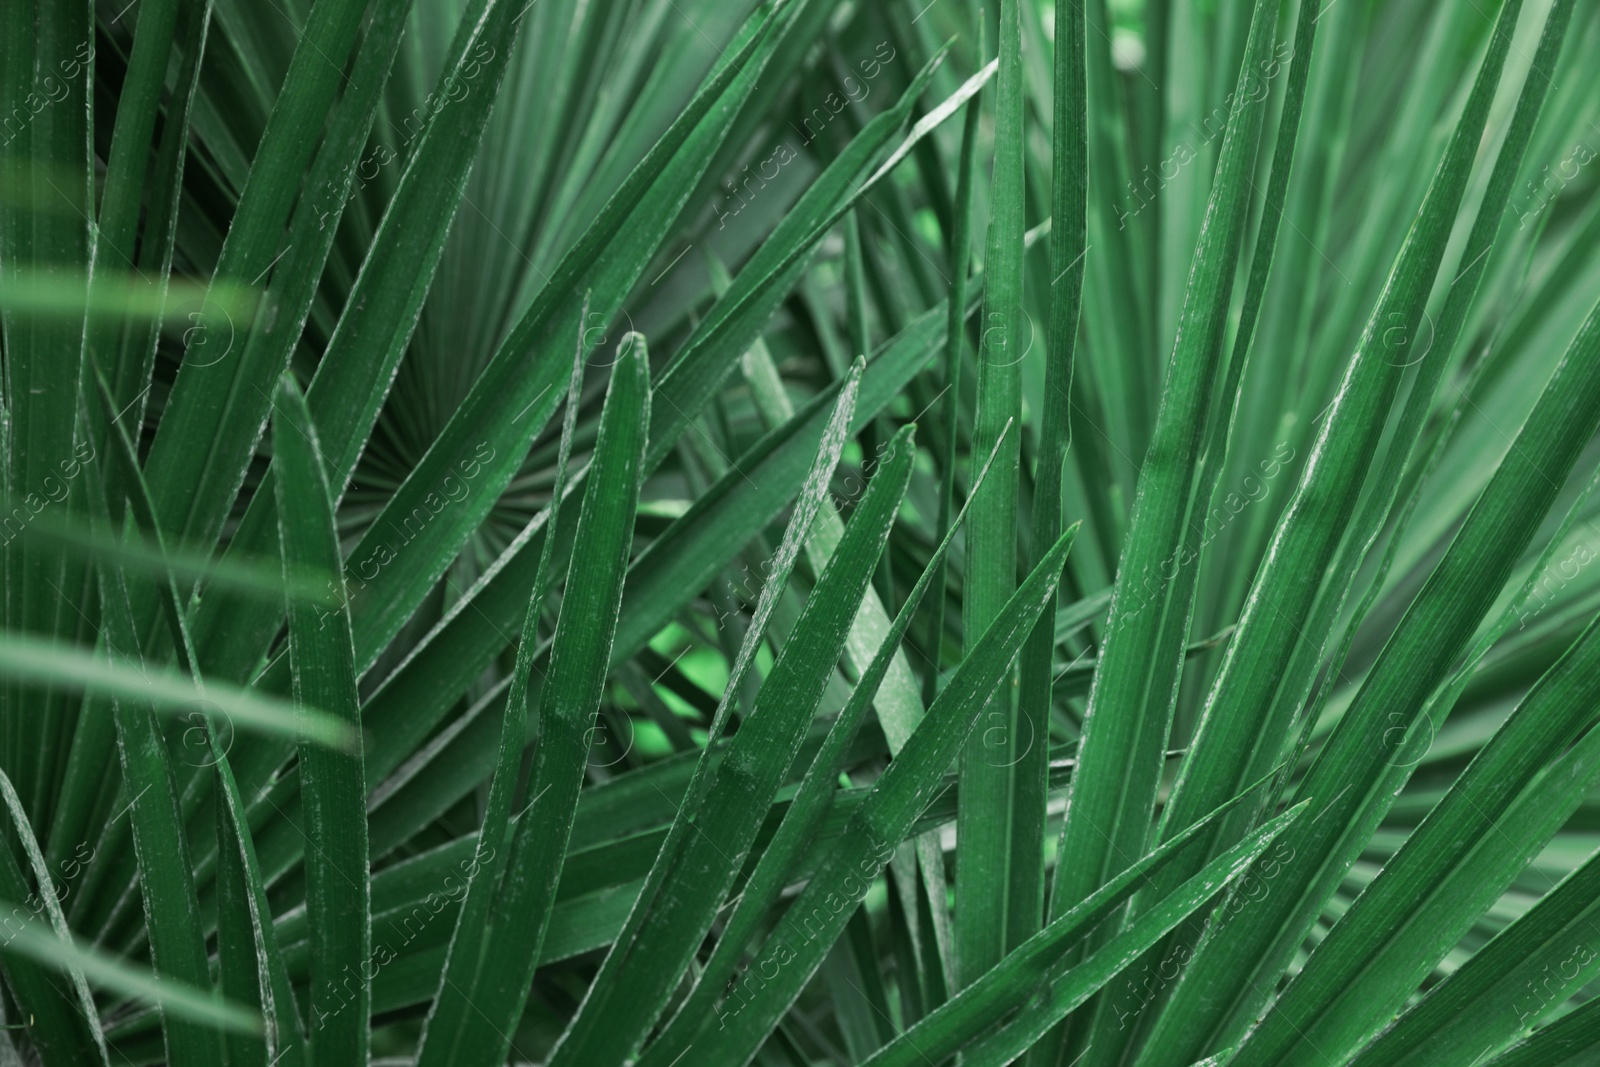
[272,374,370,1065]
[416,334,649,1067]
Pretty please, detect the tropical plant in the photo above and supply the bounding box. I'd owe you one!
[1,0,1599,1064]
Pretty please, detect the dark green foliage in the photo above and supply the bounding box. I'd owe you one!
[1,1,1598,1065]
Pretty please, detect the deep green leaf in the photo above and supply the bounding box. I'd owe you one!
[272,374,370,1064]
[417,334,648,1066]
[548,420,915,1067]
[684,522,1080,1065]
